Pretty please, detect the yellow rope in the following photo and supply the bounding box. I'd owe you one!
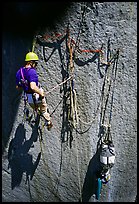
[129,2,134,27]
[38,121,55,187]
[68,34,78,128]
[74,131,82,202]
[68,33,83,201]
[73,89,79,125]
[45,76,73,95]
[77,104,100,125]
[70,81,75,126]
[32,37,37,52]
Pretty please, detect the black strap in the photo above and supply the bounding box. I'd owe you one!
[32,93,38,111]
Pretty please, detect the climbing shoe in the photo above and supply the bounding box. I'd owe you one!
[46,120,53,131]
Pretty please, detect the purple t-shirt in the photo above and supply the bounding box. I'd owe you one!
[16,67,38,92]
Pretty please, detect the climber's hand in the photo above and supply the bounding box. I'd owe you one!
[39,89,45,100]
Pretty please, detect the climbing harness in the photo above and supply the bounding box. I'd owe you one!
[22,92,30,124]
[21,79,38,127]
[22,93,39,127]
[19,67,30,92]
[20,67,34,125]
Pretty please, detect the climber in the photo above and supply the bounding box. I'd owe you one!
[16,52,53,130]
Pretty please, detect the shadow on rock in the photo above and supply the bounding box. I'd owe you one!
[7,123,41,190]
[81,148,102,202]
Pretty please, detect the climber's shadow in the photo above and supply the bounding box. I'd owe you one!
[7,123,41,190]
[81,147,102,202]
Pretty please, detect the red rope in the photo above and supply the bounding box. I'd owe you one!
[42,29,102,53]
[70,38,102,53]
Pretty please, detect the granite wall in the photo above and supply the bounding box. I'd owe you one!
[2,2,137,202]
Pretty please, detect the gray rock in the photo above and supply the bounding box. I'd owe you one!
[2,2,137,202]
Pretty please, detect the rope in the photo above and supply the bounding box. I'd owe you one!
[108,49,119,126]
[74,130,82,202]
[32,37,37,52]
[71,84,101,133]
[70,38,102,54]
[71,74,106,134]
[69,66,108,134]
[50,98,63,117]
[67,27,83,201]
[99,40,113,127]
[38,120,62,201]
[98,48,120,145]
[73,51,116,131]
[129,2,134,27]
[22,92,30,125]
[73,2,87,54]
[70,54,114,134]
[67,28,78,128]
[102,49,119,129]
[77,102,100,125]
[73,89,79,125]
[38,125,54,186]
[45,76,73,95]
[42,31,66,42]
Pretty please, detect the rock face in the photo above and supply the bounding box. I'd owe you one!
[2,2,137,202]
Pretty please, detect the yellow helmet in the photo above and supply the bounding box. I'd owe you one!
[25,52,39,61]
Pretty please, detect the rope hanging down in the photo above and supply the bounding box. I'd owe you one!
[32,37,37,52]
[29,28,119,138]
[67,27,79,129]
[66,25,102,133]
[95,45,119,201]
[71,49,119,135]
[32,18,120,134]
[27,7,120,203]
[45,75,73,95]
[67,25,82,201]
[99,48,119,135]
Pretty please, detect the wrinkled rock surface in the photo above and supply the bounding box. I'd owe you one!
[2,2,137,202]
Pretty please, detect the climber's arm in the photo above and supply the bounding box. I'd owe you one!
[30,82,44,98]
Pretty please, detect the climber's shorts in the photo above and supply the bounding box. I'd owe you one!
[26,87,43,104]
[27,93,42,104]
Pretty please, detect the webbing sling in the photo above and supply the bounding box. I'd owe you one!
[20,67,38,112]
[20,67,25,80]
[20,67,31,91]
